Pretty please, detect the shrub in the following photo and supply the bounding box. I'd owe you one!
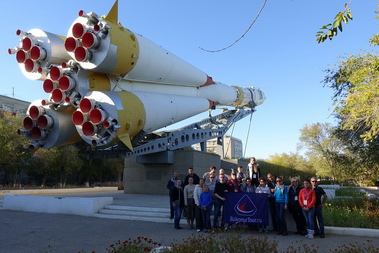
[323,198,379,229]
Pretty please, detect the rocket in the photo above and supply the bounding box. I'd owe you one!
[9,1,265,152]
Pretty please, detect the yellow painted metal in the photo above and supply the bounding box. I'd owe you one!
[102,0,139,76]
[88,72,110,91]
[232,86,244,106]
[115,91,146,149]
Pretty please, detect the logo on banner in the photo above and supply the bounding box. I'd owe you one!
[234,194,257,216]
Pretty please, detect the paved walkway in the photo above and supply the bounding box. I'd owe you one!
[1,189,379,253]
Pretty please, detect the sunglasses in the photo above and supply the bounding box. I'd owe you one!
[210,177,215,178]
[276,180,282,182]
[311,181,317,182]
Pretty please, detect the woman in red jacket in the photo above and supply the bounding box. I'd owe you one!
[299,179,316,239]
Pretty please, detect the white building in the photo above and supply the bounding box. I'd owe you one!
[0,95,29,115]
[194,135,243,159]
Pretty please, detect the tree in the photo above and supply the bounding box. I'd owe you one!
[0,110,32,186]
[298,123,350,181]
[324,53,379,142]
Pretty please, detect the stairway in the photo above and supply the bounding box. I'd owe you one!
[94,204,173,223]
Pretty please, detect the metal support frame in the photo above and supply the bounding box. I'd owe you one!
[82,107,255,159]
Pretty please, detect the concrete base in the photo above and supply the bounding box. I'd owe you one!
[124,150,222,195]
[4,195,113,216]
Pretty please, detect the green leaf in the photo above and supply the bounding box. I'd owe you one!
[346,12,353,20]
[342,15,348,23]
[333,19,341,28]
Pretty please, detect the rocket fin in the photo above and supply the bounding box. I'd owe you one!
[105,0,119,23]
[119,133,134,151]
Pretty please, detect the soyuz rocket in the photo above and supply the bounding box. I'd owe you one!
[9,1,265,152]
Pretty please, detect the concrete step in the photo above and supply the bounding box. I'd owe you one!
[93,213,173,223]
[99,208,168,218]
[94,204,173,223]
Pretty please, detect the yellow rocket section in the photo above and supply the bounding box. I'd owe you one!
[115,91,146,150]
[102,1,139,76]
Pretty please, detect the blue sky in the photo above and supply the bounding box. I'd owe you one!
[1,0,378,160]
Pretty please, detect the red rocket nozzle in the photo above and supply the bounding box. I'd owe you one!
[90,108,107,124]
[30,46,46,61]
[23,116,35,130]
[82,121,96,136]
[64,37,79,52]
[72,110,86,126]
[49,66,61,81]
[74,46,91,62]
[72,23,85,38]
[79,98,94,113]
[59,76,76,91]
[16,50,28,63]
[22,37,33,51]
[43,79,55,93]
[103,121,111,129]
[94,24,100,32]
[78,10,85,16]
[24,59,40,72]
[31,127,45,140]
[82,32,100,49]
[29,105,45,120]
[37,115,54,129]
[52,89,65,103]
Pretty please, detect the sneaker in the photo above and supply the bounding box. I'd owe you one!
[282,232,288,236]
[264,229,268,233]
[305,234,309,238]
[308,234,314,239]
[320,234,325,238]
[197,229,201,232]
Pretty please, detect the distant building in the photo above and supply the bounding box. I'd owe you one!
[0,95,29,115]
[194,135,243,159]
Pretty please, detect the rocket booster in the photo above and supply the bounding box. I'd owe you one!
[10,1,265,150]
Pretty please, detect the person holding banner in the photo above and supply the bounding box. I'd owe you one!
[299,179,316,239]
[243,178,255,193]
[273,176,289,236]
[256,177,271,233]
[227,172,242,193]
[214,174,228,229]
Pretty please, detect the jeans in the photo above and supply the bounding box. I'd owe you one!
[195,205,203,230]
[314,206,324,234]
[302,208,315,230]
[201,208,211,229]
[174,205,183,228]
[275,202,287,232]
[213,199,224,228]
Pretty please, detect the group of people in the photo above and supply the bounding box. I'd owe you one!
[166,158,328,240]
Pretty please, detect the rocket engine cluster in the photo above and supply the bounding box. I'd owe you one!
[9,1,265,152]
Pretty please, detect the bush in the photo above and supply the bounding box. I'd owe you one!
[323,198,379,229]
[335,187,368,197]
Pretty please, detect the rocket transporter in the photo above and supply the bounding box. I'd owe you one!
[9,1,265,158]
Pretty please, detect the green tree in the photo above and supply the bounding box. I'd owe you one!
[324,53,379,142]
[298,123,350,181]
[0,110,31,186]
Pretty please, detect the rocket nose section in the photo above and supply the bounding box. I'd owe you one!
[248,87,265,107]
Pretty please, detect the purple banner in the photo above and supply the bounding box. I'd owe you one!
[223,192,269,225]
